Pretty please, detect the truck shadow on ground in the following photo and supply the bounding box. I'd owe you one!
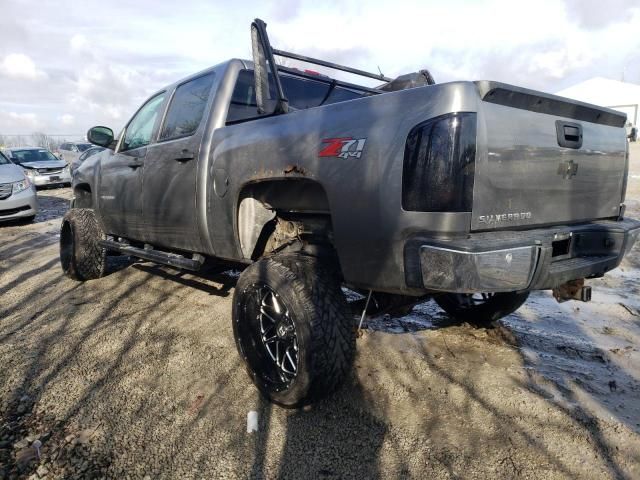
[131,262,239,297]
[1,246,639,478]
[347,300,640,478]
[0,251,387,478]
[0,259,197,477]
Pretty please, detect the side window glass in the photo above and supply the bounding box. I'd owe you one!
[121,93,166,152]
[160,72,215,141]
[227,70,260,123]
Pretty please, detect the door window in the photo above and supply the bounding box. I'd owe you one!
[121,93,166,151]
[159,72,215,141]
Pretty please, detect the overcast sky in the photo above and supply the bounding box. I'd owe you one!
[1,0,639,137]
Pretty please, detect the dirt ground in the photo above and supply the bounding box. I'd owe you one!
[1,146,640,479]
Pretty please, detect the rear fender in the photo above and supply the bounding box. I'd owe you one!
[237,178,331,259]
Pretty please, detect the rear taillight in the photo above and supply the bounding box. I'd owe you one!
[402,112,477,212]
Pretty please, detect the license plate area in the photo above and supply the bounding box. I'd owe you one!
[50,175,61,181]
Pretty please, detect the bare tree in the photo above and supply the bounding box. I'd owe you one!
[31,132,51,149]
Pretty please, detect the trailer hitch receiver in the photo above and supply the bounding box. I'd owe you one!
[552,279,592,303]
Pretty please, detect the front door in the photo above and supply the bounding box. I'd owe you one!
[142,71,215,251]
[98,92,167,239]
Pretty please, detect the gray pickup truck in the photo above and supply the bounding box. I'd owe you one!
[61,19,640,407]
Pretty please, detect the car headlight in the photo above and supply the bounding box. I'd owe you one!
[64,164,71,173]
[23,168,36,177]
[13,177,31,194]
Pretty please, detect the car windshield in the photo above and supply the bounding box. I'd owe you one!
[10,149,59,164]
[0,151,11,165]
[77,144,93,152]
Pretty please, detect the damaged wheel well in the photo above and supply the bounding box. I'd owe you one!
[237,178,337,261]
[73,183,93,208]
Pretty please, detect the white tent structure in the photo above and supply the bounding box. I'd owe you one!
[556,77,640,128]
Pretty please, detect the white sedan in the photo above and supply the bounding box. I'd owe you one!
[0,150,37,223]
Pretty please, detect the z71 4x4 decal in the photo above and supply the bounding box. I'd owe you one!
[319,137,367,159]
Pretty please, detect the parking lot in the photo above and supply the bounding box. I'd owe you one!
[1,146,639,479]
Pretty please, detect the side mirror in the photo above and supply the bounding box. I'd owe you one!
[87,126,115,149]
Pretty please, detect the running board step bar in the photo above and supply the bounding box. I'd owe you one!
[100,239,204,271]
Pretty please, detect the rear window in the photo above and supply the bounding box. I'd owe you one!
[227,69,365,123]
[280,76,332,109]
[10,149,58,164]
[160,72,215,141]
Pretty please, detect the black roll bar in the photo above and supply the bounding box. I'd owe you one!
[251,18,289,114]
[272,49,392,83]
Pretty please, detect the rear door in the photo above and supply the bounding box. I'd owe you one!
[142,71,216,251]
[472,82,628,230]
[98,92,167,239]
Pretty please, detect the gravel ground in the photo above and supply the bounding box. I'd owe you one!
[1,148,640,479]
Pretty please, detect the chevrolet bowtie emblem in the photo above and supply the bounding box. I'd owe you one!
[558,160,578,179]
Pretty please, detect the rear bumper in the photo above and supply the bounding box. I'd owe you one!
[405,218,640,293]
[0,187,38,222]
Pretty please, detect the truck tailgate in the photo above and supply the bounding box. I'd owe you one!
[471,81,628,231]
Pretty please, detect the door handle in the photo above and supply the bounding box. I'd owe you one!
[127,160,143,169]
[175,149,195,162]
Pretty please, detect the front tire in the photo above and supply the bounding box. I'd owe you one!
[60,208,106,281]
[233,254,355,408]
[435,291,529,327]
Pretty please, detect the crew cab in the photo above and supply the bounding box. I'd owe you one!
[60,19,640,407]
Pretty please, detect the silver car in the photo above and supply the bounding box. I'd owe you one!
[0,150,38,222]
[4,147,71,188]
[58,142,93,165]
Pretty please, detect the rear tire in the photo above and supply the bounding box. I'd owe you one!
[233,254,355,408]
[435,291,529,327]
[60,208,106,281]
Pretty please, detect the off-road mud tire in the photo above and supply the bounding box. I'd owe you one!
[435,291,530,327]
[233,254,355,408]
[60,208,106,281]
